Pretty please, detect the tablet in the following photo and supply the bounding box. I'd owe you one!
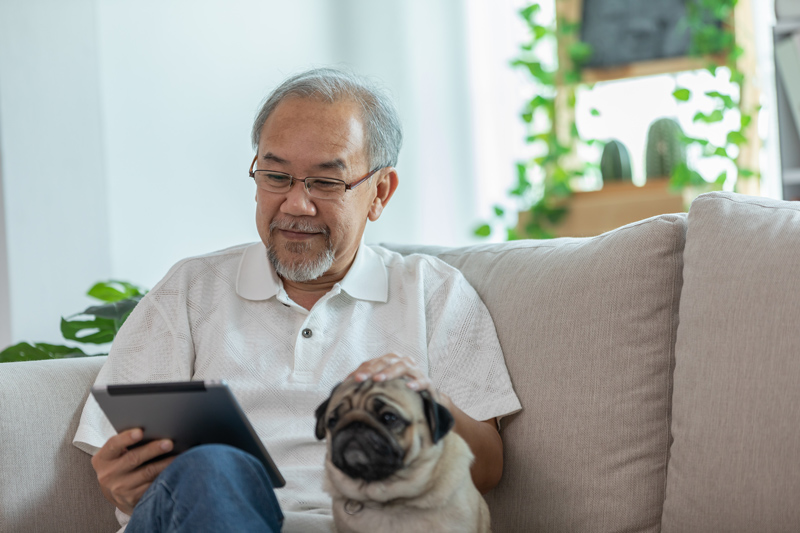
[91,380,285,488]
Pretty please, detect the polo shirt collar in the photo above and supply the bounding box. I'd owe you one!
[235,241,388,303]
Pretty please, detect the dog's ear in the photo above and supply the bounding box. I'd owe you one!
[419,390,455,444]
[314,397,330,441]
[314,382,342,441]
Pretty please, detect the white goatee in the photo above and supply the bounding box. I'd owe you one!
[266,219,335,282]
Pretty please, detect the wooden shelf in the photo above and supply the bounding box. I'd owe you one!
[517,179,685,239]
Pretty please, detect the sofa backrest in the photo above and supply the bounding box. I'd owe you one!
[0,357,118,533]
[0,211,688,533]
[661,192,800,531]
[387,212,687,533]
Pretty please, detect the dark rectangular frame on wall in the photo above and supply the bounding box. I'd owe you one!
[555,0,730,83]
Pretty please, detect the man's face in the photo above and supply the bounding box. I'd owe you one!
[254,96,380,282]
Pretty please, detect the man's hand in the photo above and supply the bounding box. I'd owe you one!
[91,429,175,515]
[348,353,432,392]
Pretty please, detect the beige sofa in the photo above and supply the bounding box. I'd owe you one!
[1,191,799,533]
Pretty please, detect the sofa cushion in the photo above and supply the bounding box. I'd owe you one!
[661,192,800,532]
[386,212,686,533]
[0,357,118,533]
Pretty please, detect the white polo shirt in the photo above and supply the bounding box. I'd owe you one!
[73,242,521,532]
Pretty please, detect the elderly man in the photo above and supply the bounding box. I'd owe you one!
[74,68,520,532]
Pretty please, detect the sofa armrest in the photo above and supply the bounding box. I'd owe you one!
[0,357,118,533]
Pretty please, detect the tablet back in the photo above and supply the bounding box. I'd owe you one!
[92,380,285,488]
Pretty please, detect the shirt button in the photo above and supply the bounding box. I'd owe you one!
[302,328,313,339]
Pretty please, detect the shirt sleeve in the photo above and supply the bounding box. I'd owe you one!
[424,262,522,425]
[72,277,196,455]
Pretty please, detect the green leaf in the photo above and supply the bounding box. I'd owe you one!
[0,342,92,363]
[741,114,752,128]
[35,342,92,357]
[493,205,505,217]
[474,224,492,237]
[713,146,729,158]
[87,280,146,303]
[738,168,755,178]
[681,134,709,146]
[511,59,555,85]
[520,3,541,22]
[564,70,582,85]
[726,130,747,145]
[568,41,593,65]
[590,108,600,117]
[60,317,117,344]
[715,171,728,186]
[0,342,55,362]
[507,228,520,241]
[532,24,548,40]
[673,88,692,101]
[705,91,735,109]
[693,109,724,123]
[82,296,142,329]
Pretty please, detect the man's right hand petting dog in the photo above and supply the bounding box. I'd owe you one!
[315,376,492,533]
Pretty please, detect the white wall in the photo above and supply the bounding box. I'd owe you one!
[0,0,111,346]
[0,0,482,345]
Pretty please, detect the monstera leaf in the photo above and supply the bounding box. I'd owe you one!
[0,280,147,363]
[0,342,90,363]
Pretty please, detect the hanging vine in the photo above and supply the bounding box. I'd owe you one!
[476,0,754,241]
[670,0,757,190]
[475,3,594,240]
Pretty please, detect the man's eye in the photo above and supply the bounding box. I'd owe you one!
[309,179,343,191]
[265,173,291,185]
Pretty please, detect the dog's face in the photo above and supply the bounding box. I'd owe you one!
[315,377,454,483]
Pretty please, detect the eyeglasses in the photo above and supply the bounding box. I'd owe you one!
[249,156,380,200]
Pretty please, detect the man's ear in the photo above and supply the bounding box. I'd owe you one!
[368,168,399,222]
[419,390,454,444]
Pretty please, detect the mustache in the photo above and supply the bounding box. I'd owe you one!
[269,218,330,236]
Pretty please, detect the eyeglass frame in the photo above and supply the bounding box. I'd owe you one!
[249,155,381,199]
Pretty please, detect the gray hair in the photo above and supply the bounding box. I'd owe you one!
[251,68,403,170]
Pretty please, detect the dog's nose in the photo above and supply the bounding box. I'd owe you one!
[331,421,404,482]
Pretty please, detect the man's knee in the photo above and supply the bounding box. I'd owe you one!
[164,444,272,488]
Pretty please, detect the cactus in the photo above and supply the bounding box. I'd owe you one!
[600,140,632,182]
[645,118,686,179]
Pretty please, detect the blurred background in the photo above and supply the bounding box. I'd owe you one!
[0,0,783,347]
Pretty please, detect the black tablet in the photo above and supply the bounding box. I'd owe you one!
[91,380,285,488]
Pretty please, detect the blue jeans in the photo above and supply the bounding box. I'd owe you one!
[127,444,284,533]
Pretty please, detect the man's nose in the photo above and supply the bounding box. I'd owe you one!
[280,180,317,217]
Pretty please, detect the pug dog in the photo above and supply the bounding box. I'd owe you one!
[314,377,491,533]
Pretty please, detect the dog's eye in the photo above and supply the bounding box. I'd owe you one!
[327,415,338,429]
[381,412,398,425]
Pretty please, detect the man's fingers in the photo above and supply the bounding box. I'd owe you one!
[122,439,174,472]
[135,454,176,485]
[93,429,144,462]
[349,354,432,392]
[374,360,425,383]
[351,354,402,381]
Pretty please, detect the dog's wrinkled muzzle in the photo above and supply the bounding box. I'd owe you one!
[331,421,405,481]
